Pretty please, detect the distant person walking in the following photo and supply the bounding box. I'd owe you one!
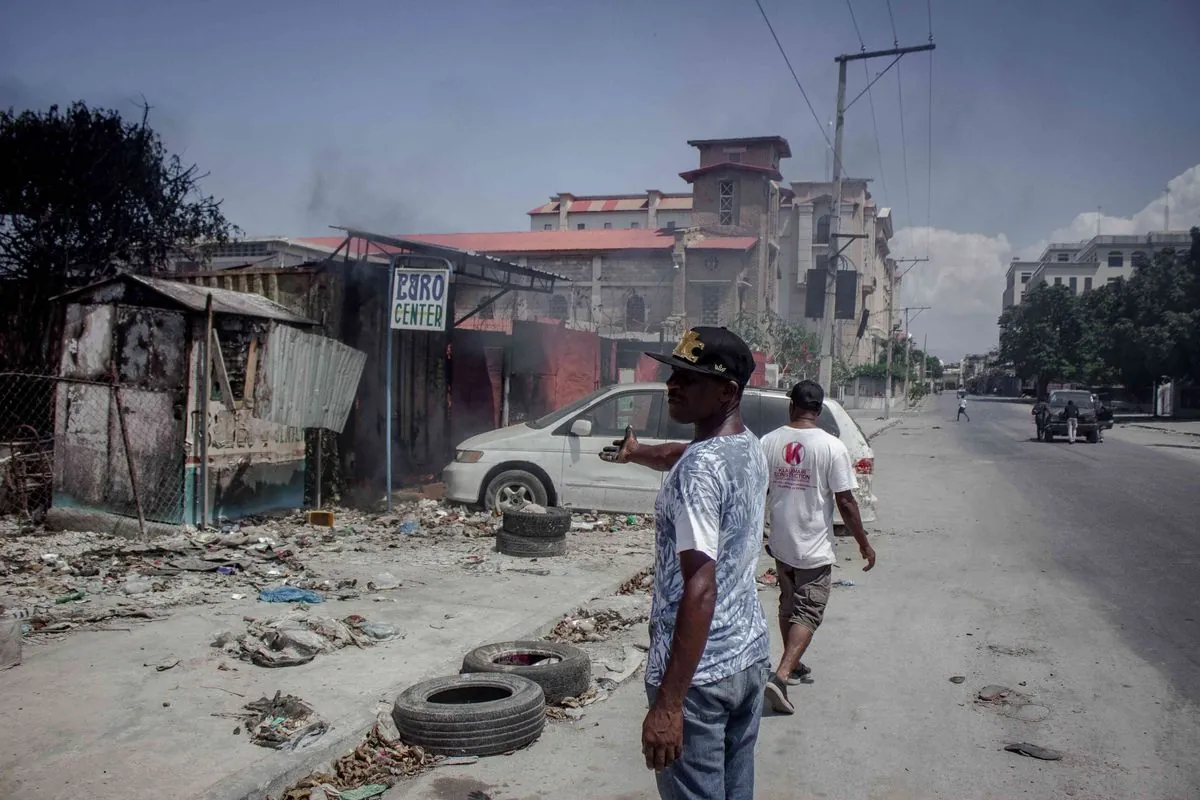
[1065,399,1080,443]
[957,395,970,422]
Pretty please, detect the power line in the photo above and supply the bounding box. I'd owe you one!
[752,0,844,177]
[925,44,933,260]
[885,0,899,46]
[845,0,889,205]
[896,63,912,233]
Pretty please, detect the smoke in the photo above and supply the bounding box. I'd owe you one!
[304,146,431,234]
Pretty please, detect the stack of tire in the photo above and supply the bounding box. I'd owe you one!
[390,640,592,757]
[497,505,570,558]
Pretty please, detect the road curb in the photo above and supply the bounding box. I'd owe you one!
[1128,423,1200,439]
[212,562,652,800]
[866,418,904,442]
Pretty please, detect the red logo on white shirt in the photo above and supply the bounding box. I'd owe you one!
[783,442,805,465]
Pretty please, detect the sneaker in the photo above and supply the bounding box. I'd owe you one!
[787,662,813,685]
[765,674,795,714]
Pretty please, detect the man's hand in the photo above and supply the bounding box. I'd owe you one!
[859,539,877,571]
[641,703,684,771]
[600,425,639,463]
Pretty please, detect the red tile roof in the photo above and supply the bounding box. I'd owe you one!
[679,163,783,184]
[527,193,693,215]
[300,230,677,255]
[297,230,756,256]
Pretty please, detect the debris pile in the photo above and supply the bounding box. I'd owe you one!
[281,714,441,799]
[549,594,651,644]
[617,566,654,595]
[240,690,329,750]
[215,610,402,668]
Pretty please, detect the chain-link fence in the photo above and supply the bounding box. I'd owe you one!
[0,372,185,527]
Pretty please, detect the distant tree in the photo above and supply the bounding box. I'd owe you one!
[998,283,1083,397]
[0,101,237,367]
[1084,229,1200,389]
[730,312,820,382]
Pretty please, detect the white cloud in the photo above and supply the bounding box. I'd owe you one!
[890,227,1012,315]
[1018,164,1200,258]
[889,163,1200,359]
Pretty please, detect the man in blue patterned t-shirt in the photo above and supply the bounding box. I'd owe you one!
[631,327,770,800]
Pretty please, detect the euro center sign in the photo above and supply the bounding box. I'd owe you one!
[390,267,450,331]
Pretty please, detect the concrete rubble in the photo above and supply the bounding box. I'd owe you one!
[0,499,655,800]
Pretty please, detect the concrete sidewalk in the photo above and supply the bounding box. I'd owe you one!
[0,509,653,800]
[1127,418,1200,438]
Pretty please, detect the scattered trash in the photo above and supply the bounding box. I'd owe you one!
[258,586,324,604]
[123,576,155,596]
[521,504,548,515]
[234,611,402,668]
[55,590,85,604]
[155,659,181,672]
[231,593,246,600]
[338,785,389,800]
[306,510,336,528]
[949,676,966,684]
[398,520,420,535]
[1004,742,1063,761]
[366,572,401,591]
[216,565,239,575]
[625,515,638,525]
[977,685,1012,702]
[240,691,329,750]
[832,579,856,588]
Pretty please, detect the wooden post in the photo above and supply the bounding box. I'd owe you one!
[111,367,146,537]
[201,295,214,528]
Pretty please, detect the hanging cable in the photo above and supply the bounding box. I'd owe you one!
[752,0,846,177]
[845,0,888,204]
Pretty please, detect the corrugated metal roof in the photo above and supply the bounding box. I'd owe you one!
[657,196,693,210]
[256,326,366,433]
[528,194,694,215]
[686,237,759,251]
[53,274,317,325]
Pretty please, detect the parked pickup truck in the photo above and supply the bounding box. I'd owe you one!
[1042,390,1102,443]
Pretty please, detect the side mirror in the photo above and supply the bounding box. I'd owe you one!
[569,418,593,437]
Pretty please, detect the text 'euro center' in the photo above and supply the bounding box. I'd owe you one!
[391,268,449,331]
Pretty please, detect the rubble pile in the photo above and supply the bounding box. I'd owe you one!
[240,690,330,750]
[617,566,654,595]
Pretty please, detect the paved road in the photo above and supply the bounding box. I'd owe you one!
[390,397,1200,799]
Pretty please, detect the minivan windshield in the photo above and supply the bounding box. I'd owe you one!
[1049,392,1093,407]
[526,387,613,429]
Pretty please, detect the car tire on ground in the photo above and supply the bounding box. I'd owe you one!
[391,673,545,757]
[461,641,591,704]
[1087,430,1100,443]
[497,530,567,558]
[484,469,549,513]
[503,506,571,538]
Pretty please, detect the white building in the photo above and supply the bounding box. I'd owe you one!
[1003,231,1194,308]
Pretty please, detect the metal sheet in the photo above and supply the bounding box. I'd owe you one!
[257,326,366,432]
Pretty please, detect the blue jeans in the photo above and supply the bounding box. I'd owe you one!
[645,660,769,800]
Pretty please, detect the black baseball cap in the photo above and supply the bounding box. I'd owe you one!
[646,327,756,387]
[789,379,824,410]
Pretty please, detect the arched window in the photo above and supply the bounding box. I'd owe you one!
[1107,250,1123,267]
[1131,250,1147,266]
[549,294,569,321]
[816,214,831,244]
[626,294,646,327]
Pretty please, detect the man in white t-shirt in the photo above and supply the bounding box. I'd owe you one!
[759,380,876,715]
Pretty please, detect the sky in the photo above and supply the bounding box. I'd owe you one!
[3,0,1199,358]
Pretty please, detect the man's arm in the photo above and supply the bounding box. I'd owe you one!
[642,551,716,771]
[834,491,875,571]
[600,426,687,472]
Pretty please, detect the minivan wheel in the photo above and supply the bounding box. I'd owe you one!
[485,469,549,513]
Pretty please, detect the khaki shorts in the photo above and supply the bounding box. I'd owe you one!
[776,561,832,632]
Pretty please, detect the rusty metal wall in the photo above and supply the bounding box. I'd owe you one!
[256,325,366,433]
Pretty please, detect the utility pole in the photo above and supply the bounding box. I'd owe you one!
[819,41,936,394]
[922,332,928,392]
[897,305,930,406]
[883,257,927,418]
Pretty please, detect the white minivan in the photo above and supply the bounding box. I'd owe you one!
[443,383,877,524]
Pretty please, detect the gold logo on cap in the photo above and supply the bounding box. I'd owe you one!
[673,329,704,363]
